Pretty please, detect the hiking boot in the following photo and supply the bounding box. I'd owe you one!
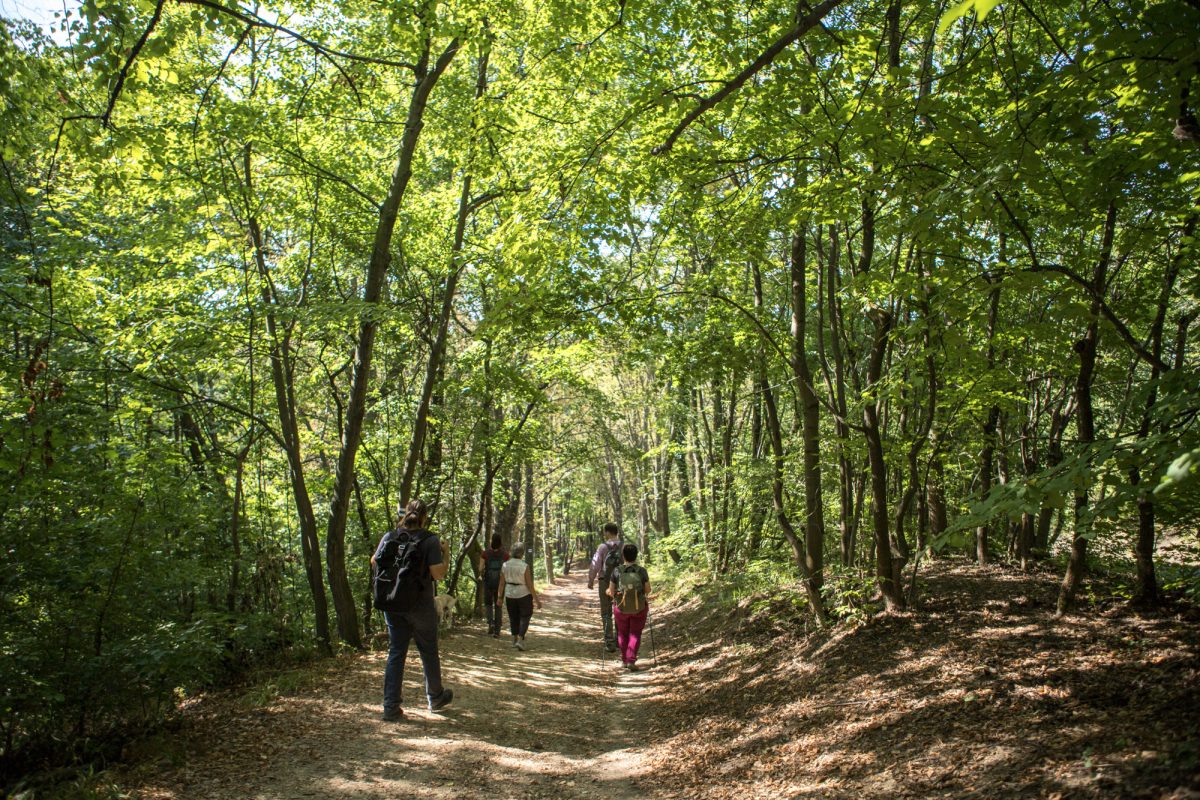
[605,643,617,653]
[382,708,404,722]
[627,663,640,672]
[429,689,453,712]
[515,639,526,651]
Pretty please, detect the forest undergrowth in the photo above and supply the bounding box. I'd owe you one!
[640,556,1200,800]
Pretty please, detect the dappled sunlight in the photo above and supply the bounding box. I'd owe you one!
[125,571,661,799]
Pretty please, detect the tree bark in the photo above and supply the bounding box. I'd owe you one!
[976,275,1001,565]
[1058,202,1116,615]
[324,37,461,648]
[789,230,825,591]
[245,146,331,655]
[1129,214,1191,605]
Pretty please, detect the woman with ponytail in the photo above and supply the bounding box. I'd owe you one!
[370,498,454,720]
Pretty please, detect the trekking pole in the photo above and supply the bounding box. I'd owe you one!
[647,609,659,670]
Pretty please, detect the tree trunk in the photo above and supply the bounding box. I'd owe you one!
[324,38,461,649]
[976,275,1001,565]
[789,230,825,591]
[864,307,903,610]
[754,263,827,623]
[1058,201,1116,615]
[1129,214,1190,605]
[245,146,331,655]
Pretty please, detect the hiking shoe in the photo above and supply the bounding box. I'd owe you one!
[627,663,640,672]
[429,689,453,712]
[382,708,404,722]
[605,643,617,653]
[516,640,526,651]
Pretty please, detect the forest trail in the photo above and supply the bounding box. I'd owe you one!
[129,572,660,800]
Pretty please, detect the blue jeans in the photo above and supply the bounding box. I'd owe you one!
[383,608,443,710]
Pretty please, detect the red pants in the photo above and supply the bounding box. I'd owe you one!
[612,607,648,664]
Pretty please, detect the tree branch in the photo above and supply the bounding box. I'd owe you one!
[653,0,847,154]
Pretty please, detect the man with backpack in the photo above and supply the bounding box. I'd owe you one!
[478,533,508,637]
[371,498,454,721]
[587,522,623,653]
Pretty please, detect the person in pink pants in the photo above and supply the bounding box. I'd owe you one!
[607,543,652,670]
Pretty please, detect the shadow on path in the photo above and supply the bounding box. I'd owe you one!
[130,572,662,800]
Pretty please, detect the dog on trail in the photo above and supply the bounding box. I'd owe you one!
[433,594,455,628]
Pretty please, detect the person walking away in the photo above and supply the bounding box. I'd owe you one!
[587,522,623,653]
[371,498,454,720]
[498,543,542,650]
[607,543,651,671]
[478,533,508,637]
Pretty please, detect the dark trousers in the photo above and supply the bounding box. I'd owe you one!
[383,607,443,710]
[598,586,615,646]
[483,583,503,632]
[505,595,533,638]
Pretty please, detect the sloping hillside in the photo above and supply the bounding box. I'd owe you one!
[638,560,1200,800]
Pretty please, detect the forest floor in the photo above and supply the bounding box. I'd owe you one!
[93,560,1199,800]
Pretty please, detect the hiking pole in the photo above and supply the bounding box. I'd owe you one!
[647,609,659,670]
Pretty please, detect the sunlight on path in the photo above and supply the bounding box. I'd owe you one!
[135,571,661,800]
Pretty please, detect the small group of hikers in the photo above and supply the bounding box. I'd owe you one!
[371,499,651,720]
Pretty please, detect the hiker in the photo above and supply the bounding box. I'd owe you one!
[587,522,623,652]
[478,533,508,637]
[607,542,652,671]
[370,498,454,720]
[498,542,542,650]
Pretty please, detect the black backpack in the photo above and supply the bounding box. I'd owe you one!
[373,528,429,613]
[602,540,623,585]
[483,550,505,589]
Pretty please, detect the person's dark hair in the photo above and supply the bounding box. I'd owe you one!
[490,533,503,550]
[622,543,638,562]
[511,543,526,560]
[400,498,428,529]
[603,522,620,537]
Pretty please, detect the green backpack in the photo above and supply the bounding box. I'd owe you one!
[615,565,646,614]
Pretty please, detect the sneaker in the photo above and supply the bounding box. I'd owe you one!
[429,689,453,712]
[382,708,404,722]
[516,639,526,651]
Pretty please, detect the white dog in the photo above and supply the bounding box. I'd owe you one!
[433,594,455,628]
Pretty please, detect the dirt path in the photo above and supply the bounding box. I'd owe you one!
[130,571,661,800]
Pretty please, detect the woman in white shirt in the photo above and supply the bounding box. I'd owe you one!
[498,543,542,650]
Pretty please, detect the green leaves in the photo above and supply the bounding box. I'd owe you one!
[938,0,1003,35]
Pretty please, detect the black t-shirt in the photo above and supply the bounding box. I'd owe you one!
[374,527,443,611]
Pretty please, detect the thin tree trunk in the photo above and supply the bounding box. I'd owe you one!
[1129,214,1191,605]
[324,37,461,649]
[976,274,1001,565]
[789,230,825,591]
[245,146,331,655]
[1058,202,1117,615]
